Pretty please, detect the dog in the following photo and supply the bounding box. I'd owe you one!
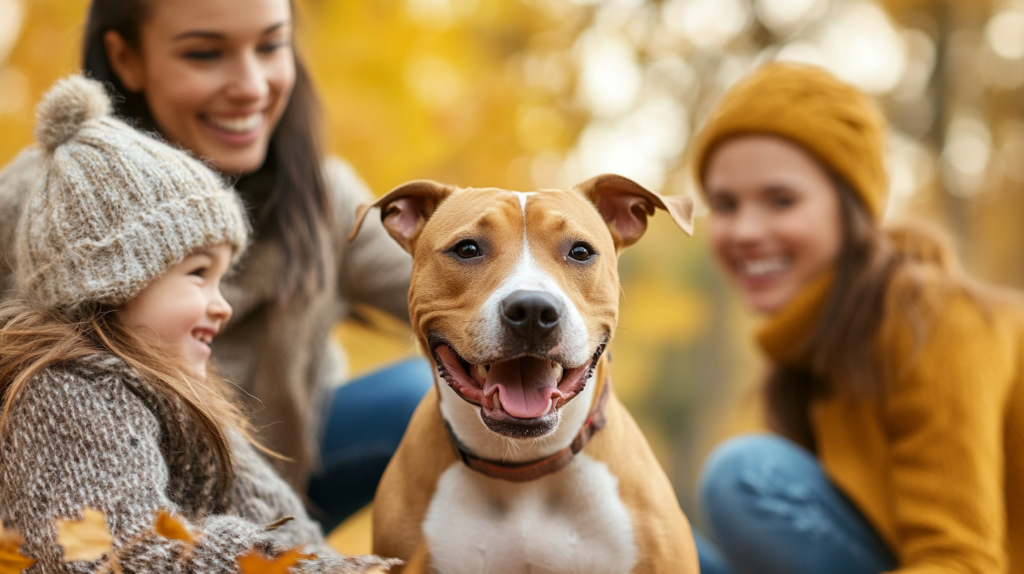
[348,174,699,574]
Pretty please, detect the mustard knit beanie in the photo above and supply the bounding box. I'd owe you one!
[690,63,889,220]
[15,75,250,313]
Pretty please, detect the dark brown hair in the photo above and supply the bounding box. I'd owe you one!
[81,0,332,301]
[764,177,968,449]
[0,301,272,498]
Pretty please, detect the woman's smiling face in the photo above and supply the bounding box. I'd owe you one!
[704,135,843,315]
[105,0,295,174]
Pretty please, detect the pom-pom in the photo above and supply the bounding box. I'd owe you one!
[34,75,112,153]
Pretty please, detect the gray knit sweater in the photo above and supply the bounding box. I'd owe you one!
[0,354,396,573]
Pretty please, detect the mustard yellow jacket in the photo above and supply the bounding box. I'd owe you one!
[758,274,1024,573]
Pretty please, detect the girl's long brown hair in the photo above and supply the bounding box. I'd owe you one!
[764,177,970,450]
[0,301,271,498]
[81,0,332,301]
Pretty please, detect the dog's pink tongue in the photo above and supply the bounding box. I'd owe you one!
[485,357,557,419]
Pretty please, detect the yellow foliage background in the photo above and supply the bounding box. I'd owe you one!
[3,0,1023,555]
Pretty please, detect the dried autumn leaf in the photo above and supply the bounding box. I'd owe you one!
[237,547,316,574]
[55,508,113,562]
[153,511,197,545]
[264,516,294,532]
[0,520,35,574]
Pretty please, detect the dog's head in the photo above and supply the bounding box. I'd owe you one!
[351,175,693,451]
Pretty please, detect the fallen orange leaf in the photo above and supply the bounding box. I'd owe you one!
[237,547,316,574]
[153,511,197,545]
[55,508,113,562]
[0,521,35,574]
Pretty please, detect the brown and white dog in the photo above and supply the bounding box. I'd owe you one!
[348,174,699,574]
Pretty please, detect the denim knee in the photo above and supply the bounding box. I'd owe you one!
[697,434,897,574]
[699,434,813,533]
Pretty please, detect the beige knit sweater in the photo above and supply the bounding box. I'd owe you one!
[0,148,413,488]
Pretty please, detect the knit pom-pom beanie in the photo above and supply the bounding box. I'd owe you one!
[33,75,112,152]
[690,63,888,220]
[15,74,250,313]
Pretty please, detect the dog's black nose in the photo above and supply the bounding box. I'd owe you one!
[501,290,561,346]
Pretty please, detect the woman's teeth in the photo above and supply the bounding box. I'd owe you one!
[192,331,213,345]
[741,257,790,277]
[205,113,261,134]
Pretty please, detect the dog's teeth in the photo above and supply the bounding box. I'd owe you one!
[552,362,563,382]
[475,364,488,379]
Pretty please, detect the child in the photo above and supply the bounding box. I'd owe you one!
[0,75,396,573]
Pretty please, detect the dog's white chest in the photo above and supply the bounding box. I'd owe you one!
[422,453,637,574]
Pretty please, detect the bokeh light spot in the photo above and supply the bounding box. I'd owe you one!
[663,0,751,50]
[575,29,642,117]
[0,0,24,63]
[756,0,824,34]
[821,1,907,94]
[986,8,1024,60]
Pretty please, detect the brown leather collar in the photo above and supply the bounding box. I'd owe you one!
[444,378,610,483]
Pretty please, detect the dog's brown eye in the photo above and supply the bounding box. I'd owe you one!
[454,240,481,259]
[569,243,593,261]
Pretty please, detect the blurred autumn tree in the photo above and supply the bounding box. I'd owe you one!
[1,0,1022,538]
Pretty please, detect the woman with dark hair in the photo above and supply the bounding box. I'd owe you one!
[690,63,1023,574]
[0,0,432,532]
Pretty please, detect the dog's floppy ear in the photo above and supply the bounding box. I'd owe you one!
[576,174,694,249]
[348,180,456,253]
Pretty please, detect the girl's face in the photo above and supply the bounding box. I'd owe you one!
[118,244,234,379]
[705,135,843,315]
[105,0,295,174]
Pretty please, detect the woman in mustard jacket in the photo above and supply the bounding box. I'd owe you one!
[692,63,1024,574]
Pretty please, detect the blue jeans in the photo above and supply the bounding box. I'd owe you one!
[696,434,898,574]
[306,357,434,532]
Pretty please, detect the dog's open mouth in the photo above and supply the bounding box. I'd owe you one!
[431,337,606,427]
